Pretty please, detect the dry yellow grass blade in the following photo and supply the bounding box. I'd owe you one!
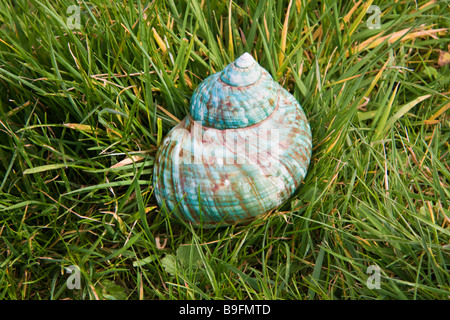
[63,123,101,134]
[424,102,450,124]
[295,0,301,13]
[228,0,234,60]
[263,13,270,42]
[152,27,167,53]
[342,0,363,26]
[347,0,374,37]
[278,0,293,70]
[157,104,181,123]
[325,129,343,155]
[110,155,145,169]
[353,27,448,54]
[415,0,437,12]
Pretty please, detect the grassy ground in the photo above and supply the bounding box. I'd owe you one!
[0,0,449,300]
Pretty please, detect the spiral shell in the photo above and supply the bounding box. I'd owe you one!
[153,53,312,228]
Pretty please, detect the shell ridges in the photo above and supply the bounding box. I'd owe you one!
[190,53,279,129]
[153,53,312,228]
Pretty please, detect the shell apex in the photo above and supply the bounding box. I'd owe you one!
[234,52,256,69]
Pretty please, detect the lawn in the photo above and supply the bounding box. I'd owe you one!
[0,0,449,300]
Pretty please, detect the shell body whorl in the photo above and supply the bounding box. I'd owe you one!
[153,53,312,228]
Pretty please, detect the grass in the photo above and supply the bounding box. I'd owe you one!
[0,0,449,300]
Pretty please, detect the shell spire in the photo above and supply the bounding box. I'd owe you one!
[235,52,254,68]
[189,52,278,129]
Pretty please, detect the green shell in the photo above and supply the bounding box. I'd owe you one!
[153,53,312,227]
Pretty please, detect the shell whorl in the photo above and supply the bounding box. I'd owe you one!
[189,53,278,130]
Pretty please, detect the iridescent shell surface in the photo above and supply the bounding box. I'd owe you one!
[153,53,312,227]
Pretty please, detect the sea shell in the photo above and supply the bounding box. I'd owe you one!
[153,53,312,228]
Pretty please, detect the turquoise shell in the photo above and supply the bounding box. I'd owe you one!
[153,53,312,228]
